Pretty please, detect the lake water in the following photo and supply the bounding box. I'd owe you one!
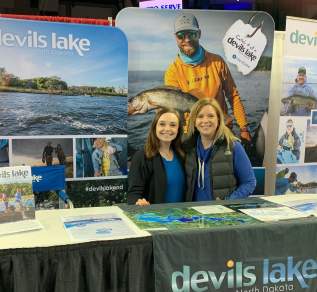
[0,92,127,136]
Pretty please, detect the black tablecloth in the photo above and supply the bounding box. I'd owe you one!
[0,237,154,292]
[2,198,317,292]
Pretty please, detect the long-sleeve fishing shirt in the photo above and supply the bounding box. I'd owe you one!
[165,50,248,129]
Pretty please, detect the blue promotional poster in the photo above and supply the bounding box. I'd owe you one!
[0,18,128,207]
[32,165,65,192]
[275,17,317,195]
[117,8,275,193]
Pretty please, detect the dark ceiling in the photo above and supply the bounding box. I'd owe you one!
[2,0,316,30]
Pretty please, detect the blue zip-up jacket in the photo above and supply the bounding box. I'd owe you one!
[228,142,257,199]
[184,134,256,200]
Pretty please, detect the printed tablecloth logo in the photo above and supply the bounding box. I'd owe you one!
[171,256,317,291]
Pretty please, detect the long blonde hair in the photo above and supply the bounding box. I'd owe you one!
[144,108,184,159]
[186,99,239,147]
[93,138,111,175]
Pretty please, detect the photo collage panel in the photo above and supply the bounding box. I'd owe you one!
[0,18,128,208]
[275,57,317,195]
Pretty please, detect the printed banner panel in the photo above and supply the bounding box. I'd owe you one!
[274,17,317,195]
[117,8,275,171]
[0,18,128,207]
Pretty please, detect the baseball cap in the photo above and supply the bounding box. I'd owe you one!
[174,13,199,33]
[298,66,306,74]
[289,172,297,181]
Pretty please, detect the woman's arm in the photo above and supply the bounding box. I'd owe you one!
[127,151,151,205]
[228,142,256,199]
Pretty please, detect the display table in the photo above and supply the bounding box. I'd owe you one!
[0,206,153,292]
[1,197,317,292]
[0,206,149,249]
[122,196,317,292]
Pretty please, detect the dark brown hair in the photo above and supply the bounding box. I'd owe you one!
[144,108,184,159]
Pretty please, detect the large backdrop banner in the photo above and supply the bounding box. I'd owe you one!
[0,17,128,208]
[275,17,317,195]
[117,8,275,195]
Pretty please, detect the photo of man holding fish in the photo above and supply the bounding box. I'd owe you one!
[164,12,251,141]
[281,63,317,116]
[277,58,317,166]
[117,8,275,167]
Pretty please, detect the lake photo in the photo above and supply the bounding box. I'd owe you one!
[0,92,127,135]
[0,18,128,137]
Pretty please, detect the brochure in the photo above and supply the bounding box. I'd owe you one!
[191,205,235,214]
[0,166,41,235]
[0,219,42,236]
[62,213,138,241]
[263,194,317,216]
[239,206,310,222]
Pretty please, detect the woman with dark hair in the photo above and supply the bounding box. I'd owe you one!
[55,144,66,165]
[128,108,185,205]
[183,98,256,201]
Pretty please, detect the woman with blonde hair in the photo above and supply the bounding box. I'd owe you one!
[92,138,122,177]
[183,98,256,201]
[128,107,185,205]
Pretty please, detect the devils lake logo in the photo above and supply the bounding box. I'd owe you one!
[0,29,90,56]
[289,30,317,47]
[171,257,317,291]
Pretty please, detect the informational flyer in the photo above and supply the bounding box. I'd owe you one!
[62,213,139,241]
[191,205,235,214]
[0,166,42,235]
[239,206,310,222]
[263,194,317,216]
[0,219,42,236]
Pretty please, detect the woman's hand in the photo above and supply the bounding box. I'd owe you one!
[135,198,150,206]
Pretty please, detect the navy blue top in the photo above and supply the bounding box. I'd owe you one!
[162,155,185,203]
[194,136,213,201]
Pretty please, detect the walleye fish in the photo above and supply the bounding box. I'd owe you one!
[281,95,317,106]
[281,95,317,116]
[128,86,198,115]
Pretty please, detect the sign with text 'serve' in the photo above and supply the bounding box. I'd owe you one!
[139,0,182,9]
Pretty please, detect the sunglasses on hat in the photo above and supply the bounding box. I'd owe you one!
[176,31,199,40]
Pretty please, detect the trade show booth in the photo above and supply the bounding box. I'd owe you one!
[1,8,317,292]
